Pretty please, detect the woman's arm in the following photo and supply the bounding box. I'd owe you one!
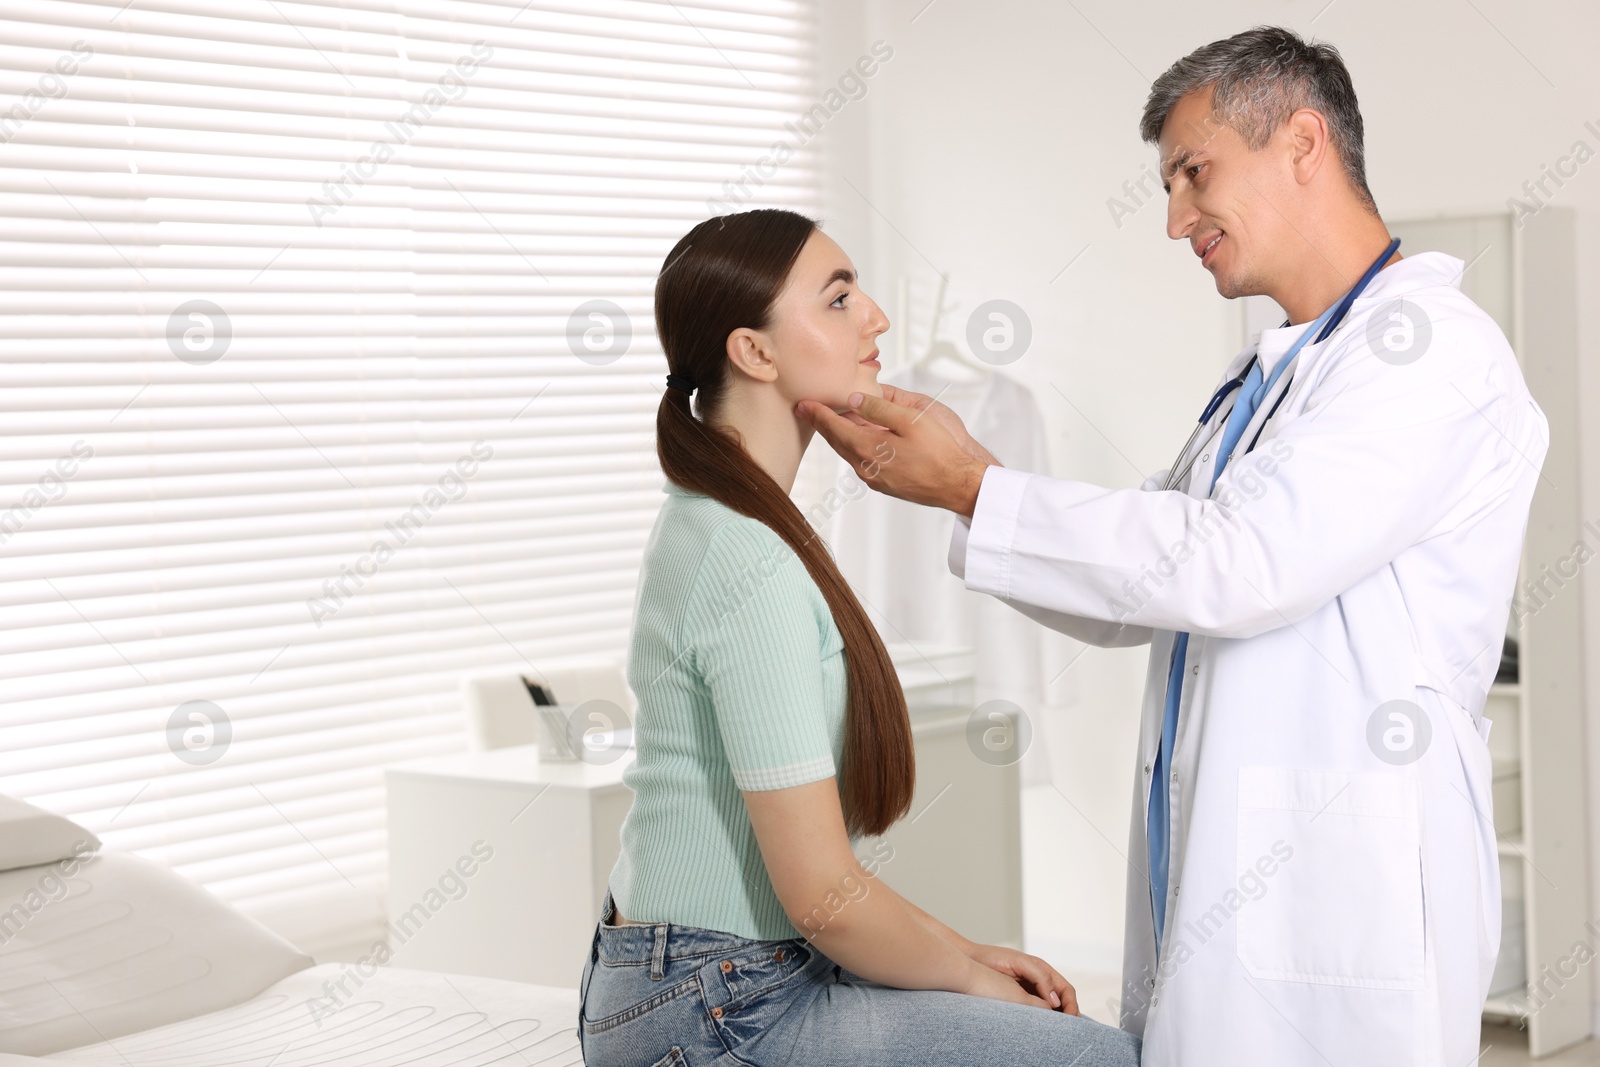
[743,779,1052,1010]
[888,884,1078,1014]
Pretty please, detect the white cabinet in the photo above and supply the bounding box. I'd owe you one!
[384,749,632,987]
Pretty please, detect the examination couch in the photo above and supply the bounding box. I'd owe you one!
[0,794,583,1066]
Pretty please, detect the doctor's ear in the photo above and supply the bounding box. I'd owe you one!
[725,327,780,384]
[1285,106,1331,186]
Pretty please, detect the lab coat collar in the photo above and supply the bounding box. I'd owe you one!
[1253,251,1465,378]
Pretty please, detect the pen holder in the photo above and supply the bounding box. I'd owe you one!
[460,665,635,761]
[537,705,580,762]
[540,700,633,765]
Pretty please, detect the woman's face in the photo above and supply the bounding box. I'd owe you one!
[758,230,889,411]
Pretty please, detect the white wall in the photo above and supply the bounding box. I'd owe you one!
[814,0,1600,1006]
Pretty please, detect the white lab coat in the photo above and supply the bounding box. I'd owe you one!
[949,252,1547,1065]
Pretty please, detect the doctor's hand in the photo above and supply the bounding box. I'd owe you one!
[877,384,1001,468]
[965,943,1080,1015]
[795,391,992,518]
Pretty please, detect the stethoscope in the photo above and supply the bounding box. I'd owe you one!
[1161,237,1402,493]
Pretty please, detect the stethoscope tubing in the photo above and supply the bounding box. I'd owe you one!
[1161,237,1401,494]
[1162,375,1245,491]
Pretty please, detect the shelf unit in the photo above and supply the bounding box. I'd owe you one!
[1385,208,1590,1057]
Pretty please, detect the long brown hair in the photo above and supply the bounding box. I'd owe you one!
[654,208,914,838]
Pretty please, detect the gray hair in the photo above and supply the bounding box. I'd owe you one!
[1140,26,1375,212]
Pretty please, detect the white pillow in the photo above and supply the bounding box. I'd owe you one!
[0,850,315,1056]
[0,796,98,873]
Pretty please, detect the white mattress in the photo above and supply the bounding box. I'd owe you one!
[45,963,584,1067]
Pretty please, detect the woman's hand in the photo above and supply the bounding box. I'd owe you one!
[959,957,1056,1010]
[965,944,1080,1015]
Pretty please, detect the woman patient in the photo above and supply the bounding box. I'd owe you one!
[577,208,1140,1066]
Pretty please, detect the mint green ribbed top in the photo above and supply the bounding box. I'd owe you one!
[608,479,848,940]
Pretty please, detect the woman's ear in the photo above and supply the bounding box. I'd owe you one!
[726,327,779,384]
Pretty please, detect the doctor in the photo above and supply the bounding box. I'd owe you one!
[797,26,1548,1066]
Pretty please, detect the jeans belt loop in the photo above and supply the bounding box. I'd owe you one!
[650,922,668,980]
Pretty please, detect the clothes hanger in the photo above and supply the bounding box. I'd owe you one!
[911,274,989,383]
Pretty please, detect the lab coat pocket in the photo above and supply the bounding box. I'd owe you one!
[1236,766,1425,989]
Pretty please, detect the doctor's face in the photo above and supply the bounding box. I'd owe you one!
[761,230,889,412]
[1158,86,1300,301]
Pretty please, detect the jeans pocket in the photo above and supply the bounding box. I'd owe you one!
[582,973,700,1035]
[1235,766,1425,989]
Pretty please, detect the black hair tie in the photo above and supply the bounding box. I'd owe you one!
[665,372,697,395]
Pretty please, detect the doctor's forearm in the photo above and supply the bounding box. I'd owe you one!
[959,467,1307,637]
[954,468,1153,646]
[950,461,990,519]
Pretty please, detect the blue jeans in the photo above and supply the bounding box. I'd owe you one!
[577,892,1140,1066]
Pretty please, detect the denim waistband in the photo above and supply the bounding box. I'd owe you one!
[593,890,802,966]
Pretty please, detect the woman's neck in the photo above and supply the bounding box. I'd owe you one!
[709,383,813,495]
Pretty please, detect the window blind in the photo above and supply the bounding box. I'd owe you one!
[0,0,819,934]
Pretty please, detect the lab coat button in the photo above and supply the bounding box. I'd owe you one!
[1191,664,1199,675]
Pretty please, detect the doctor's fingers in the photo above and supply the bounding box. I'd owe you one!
[796,400,895,469]
[880,384,972,438]
[881,383,967,436]
[849,392,921,435]
[879,382,938,412]
[859,392,994,464]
